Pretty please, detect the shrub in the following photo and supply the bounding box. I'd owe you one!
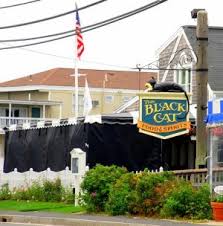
[129,171,174,216]
[105,172,137,215]
[42,178,63,202]
[11,186,29,201]
[161,182,211,219]
[191,184,211,219]
[80,164,127,212]
[23,181,43,201]
[0,183,11,200]
[62,188,75,204]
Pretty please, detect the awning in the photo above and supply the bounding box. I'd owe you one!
[206,99,223,127]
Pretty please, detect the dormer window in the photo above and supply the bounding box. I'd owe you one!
[175,68,191,93]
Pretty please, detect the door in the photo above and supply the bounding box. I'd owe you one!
[31,107,41,118]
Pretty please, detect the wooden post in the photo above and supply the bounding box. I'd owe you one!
[195,10,208,168]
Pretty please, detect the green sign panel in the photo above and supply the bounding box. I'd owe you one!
[137,92,190,139]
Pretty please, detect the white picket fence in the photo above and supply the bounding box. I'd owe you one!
[0,167,82,190]
[3,166,223,191]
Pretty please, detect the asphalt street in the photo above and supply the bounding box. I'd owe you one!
[0,211,222,226]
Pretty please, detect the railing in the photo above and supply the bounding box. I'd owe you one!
[1,167,223,190]
[135,167,223,187]
[0,116,58,128]
[173,167,223,187]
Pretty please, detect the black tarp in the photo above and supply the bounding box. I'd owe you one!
[86,123,161,170]
[4,123,86,173]
[4,120,163,173]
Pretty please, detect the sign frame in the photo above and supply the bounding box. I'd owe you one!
[138,92,190,139]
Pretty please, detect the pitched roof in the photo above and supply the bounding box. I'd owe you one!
[0,68,157,90]
[183,25,223,91]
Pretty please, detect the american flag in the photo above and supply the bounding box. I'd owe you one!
[75,4,84,59]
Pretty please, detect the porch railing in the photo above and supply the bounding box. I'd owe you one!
[173,167,223,187]
[135,167,223,187]
[0,116,58,128]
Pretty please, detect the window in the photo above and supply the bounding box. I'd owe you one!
[73,94,84,116]
[71,157,79,173]
[31,107,40,118]
[175,69,191,93]
[123,96,131,103]
[92,100,99,108]
[2,108,27,117]
[105,95,113,103]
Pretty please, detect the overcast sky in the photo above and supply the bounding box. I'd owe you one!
[0,0,221,82]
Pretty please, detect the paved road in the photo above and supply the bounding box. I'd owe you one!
[0,211,221,226]
[0,223,57,226]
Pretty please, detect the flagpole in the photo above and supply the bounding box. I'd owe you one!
[74,57,79,119]
[74,2,84,119]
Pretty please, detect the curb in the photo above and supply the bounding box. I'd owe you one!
[0,214,157,226]
[1,214,223,226]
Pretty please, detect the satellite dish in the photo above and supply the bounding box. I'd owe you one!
[214,186,223,195]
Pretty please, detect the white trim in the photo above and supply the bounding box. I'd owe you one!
[22,123,30,130]
[211,91,223,94]
[114,88,151,113]
[174,59,193,93]
[129,111,139,124]
[161,32,183,82]
[37,121,45,128]
[155,27,183,56]
[181,30,197,63]
[0,85,140,94]
[68,117,77,125]
[208,84,214,100]
[114,96,139,113]
[52,119,60,127]
[84,115,102,124]
[0,99,61,106]
[43,105,46,119]
[48,91,51,101]
[9,124,17,131]
[139,128,190,140]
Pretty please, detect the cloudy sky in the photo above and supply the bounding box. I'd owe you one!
[0,0,221,82]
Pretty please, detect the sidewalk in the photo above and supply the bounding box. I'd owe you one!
[0,211,222,226]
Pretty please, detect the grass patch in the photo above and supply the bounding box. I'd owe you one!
[0,200,84,213]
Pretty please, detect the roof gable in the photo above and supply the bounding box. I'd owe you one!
[183,25,223,92]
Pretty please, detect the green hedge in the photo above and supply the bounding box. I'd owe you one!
[80,165,211,219]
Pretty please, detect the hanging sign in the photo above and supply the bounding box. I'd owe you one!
[137,92,191,139]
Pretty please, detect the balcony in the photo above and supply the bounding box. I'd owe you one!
[0,116,59,129]
[0,99,63,133]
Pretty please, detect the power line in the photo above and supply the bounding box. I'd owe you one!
[0,0,108,29]
[0,0,167,42]
[0,0,41,9]
[0,43,133,69]
[0,0,168,50]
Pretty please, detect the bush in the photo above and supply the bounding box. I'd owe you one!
[0,184,11,200]
[0,178,74,203]
[62,188,75,204]
[161,182,211,219]
[26,181,45,201]
[129,171,174,216]
[105,172,137,215]
[80,164,127,212]
[42,178,63,202]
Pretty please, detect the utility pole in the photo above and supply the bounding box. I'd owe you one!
[194,10,208,168]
